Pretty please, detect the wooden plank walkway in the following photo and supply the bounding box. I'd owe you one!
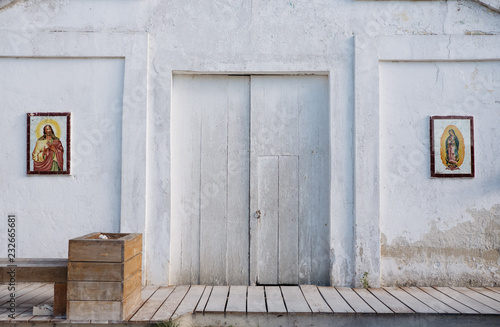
[0,284,499,325]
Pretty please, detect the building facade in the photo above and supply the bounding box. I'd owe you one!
[1,0,499,287]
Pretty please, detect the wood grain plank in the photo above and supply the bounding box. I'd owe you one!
[194,286,212,313]
[0,285,10,298]
[488,287,500,294]
[279,155,299,284]
[8,289,53,322]
[129,286,175,322]
[471,287,500,303]
[170,74,202,285]
[0,283,36,303]
[256,155,279,284]
[0,285,52,321]
[353,288,393,314]
[53,282,67,317]
[368,288,413,313]
[281,286,311,313]
[68,254,141,282]
[419,287,477,314]
[265,286,286,314]
[226,76,251,285]
[383,287,436,313]
[0,259,67,283]
[402,287,459,314]
[226,286,247,313]
[68,269,140,300]
[300,285,331,313]
[435,287,497,314]
[451,287,500,313]
[245,286,266,313]
[318,287,354,313]
[204,286,229,313]
[27,286,57,322]
[336,287,374,313]
[0,283,46,312]
[171,285,206,319]
[124,286,159,322]
[152,285,190,321]
[199,76,229,285]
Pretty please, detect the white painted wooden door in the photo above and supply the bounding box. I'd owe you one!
[249,76,330,285]
[171,75,250,285]
[171,75,330,286]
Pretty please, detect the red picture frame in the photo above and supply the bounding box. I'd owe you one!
[27,112,71,175]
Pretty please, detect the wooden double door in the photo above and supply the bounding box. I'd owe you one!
[170,75,330,286]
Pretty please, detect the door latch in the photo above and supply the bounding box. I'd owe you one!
[254,210,261,219]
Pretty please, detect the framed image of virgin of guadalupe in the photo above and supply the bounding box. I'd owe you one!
[430,116,474,178]
[27,112,71,175]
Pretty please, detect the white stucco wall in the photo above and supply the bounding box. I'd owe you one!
[0,0,499,286]
[0,58,124,257]
[380,61,500,285]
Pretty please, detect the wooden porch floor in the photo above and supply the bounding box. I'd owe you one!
[1,284,500,325]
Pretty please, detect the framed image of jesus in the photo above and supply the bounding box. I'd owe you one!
[27,112,71,175]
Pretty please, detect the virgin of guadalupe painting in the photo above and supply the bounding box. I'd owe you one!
[27,113,71,175]
[430,116,474,178]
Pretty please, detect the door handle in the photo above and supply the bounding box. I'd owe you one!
[254,210,261,219]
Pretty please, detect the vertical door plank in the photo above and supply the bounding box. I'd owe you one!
[204,286,229,313]
[318,287,354,313]
[247,286,266,313]
[300,285,332,313]
[419,287,477,314]
[256,156,279,284]
[199,76,229,285]
[353,288,393,314]
[401,287,459,314]
[226,76,251,285]
[281,286,311,313]
[226,286,247,313]
[279,155,299,284]
[171,285,206,319]
[265,286,286,314]
[171,75,202,284]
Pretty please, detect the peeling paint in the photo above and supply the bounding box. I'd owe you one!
[381,205,500,286]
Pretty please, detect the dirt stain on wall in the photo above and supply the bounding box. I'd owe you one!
[381,204,500,286]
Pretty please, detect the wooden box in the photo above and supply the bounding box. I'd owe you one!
[67,233,142,321]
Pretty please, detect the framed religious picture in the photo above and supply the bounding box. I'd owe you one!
[27,112,71,175]
[430,116,474,178]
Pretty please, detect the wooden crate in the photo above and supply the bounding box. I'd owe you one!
[67,232,142,321]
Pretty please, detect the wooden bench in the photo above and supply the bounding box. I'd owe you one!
[0,258,68,317]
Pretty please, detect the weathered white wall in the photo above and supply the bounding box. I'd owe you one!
[0,0,499,286]
[0,58,124,257]
[380,61,500,286]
